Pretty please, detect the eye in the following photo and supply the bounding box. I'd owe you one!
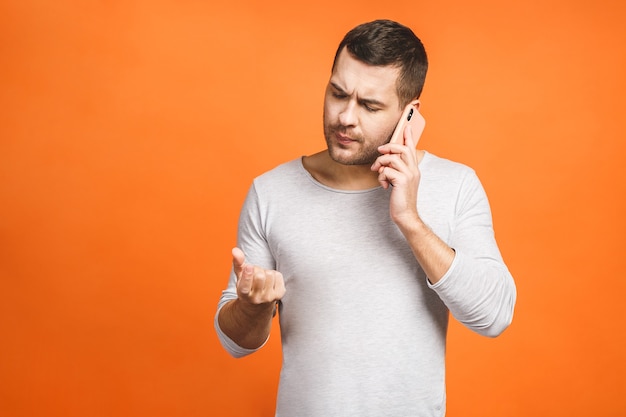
[332,92,347,99]
[363,104,379,113]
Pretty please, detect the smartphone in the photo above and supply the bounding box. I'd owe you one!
[389,103,425,145]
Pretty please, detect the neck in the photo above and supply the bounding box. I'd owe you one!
[302,150,381,190]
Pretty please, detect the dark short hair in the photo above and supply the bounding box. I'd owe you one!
[332,19,428,106]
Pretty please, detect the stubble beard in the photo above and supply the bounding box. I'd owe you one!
[323,118,390,166]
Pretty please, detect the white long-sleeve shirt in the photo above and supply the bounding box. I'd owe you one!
[216,152,516,417]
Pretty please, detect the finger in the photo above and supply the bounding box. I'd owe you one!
[403,126,418,165]
[232,247,246,276]
[263,270,286,300]
[372,151,401,172]
[404,124,415,148]
[274,272,286,299]
[237,264,254,295]
[374,138,413,170]
[248,268,273,303]
[377,166,392,189]
[371,158,382,172]
[259,269,276,294]
[376,154,409,174]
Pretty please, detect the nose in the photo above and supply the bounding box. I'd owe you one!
[338,100,358,127]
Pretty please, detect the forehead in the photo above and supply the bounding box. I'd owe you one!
[330,48,401,104]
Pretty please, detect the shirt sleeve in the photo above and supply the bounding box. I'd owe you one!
[214,306,268,358]
[214,183,274,357]
[428,170,517,337]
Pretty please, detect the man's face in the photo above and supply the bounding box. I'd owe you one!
[323,48,404,166]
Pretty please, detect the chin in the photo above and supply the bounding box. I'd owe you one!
[324,129,380,166]
[328,147,378,166]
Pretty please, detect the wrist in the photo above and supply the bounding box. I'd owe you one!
[393,210,425,235]
[235,298,276,321]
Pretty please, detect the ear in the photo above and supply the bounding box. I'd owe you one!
[410,99,421,111]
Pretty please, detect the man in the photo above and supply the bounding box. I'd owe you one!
[215,19,516,416]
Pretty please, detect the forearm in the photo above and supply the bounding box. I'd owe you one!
[396,213,455,284]
[217,299,275,350]
[397,213,515,336]
[429,251,516,337]
[389,159,515,336]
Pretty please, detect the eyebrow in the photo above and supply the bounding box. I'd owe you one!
[330,82,387,108]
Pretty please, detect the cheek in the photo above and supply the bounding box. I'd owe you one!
[364,116,396,141]
[323,100,339,123]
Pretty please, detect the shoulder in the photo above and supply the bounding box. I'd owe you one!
[418,153,491,224]
[422,152,475,175]
[250,157,311,197]
[421,152,479,187]
[254,158,304,183]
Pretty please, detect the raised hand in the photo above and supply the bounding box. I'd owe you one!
[371,124,421,225]
[232,247,286,307]
[217,248,286,350]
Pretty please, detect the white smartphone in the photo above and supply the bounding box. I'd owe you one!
[389,103,425,145]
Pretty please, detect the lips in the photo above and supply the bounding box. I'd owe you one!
[335,131,358,145]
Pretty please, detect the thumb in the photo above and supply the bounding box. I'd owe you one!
[403,124,414,148]
[232,247,246,277]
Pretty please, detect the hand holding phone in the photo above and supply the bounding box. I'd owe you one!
[374,101,426,190]
[389,102,425,145]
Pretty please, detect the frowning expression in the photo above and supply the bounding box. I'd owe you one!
[323,48,404,165]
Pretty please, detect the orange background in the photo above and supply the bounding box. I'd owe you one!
[1,1,625,416]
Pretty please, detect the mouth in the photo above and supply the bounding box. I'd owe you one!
[335,131,358,146]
